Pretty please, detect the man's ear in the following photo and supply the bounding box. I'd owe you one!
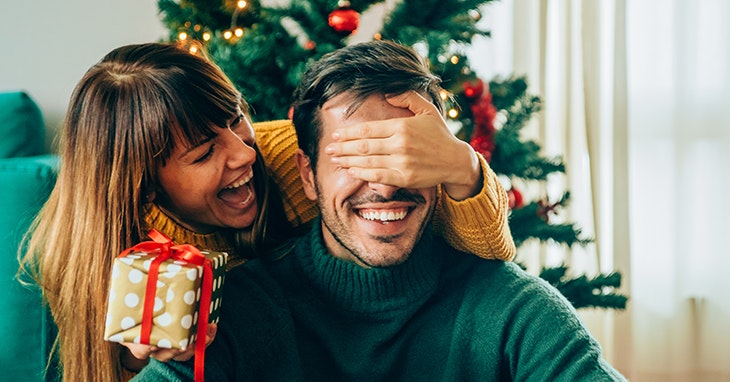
[295,149,317,201]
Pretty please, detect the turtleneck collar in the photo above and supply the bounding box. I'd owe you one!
[143,203,234,254]
[294,217,444,315]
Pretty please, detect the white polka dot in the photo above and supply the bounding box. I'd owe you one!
[167,264,182,274]
[121,317,136,330]
[166,288,175,302]
[128,269,144,284]
[181,314,193,329]
[158,338,172,349]
[179,339,189,350]
[174,260,186,265]
[108,334,124,343]
[193,311,199,325]
[127,254,141,259]
[183,290,196,305]
[157,280,164,288]
[124,293,139,308]
[157,313,172,327]
[209,302,214,314]
[112,264,119,279]
[154,297,163,312]
[143,259,152,271]
[215,298,221,310]
[133,335,141,344]
[120,257,134,265]
[186,268,198,281]
[105,313,112,327]
[161,271,177,279]
[108,290,116,302]
[196,288,201,301]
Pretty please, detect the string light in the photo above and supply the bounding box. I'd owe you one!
[450,55,459,65]
[223,30,233,40]
[448,108,459,119]
[439,89,450,101]
[202,32,211,41]
[234,27,244,37]
[178,32,188,41]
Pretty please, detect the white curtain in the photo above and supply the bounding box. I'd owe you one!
[469,0,730,380]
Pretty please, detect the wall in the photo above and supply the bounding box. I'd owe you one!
[0,1,167,151]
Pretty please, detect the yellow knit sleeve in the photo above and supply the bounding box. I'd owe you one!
[432,152,516,261]
[253,120,319,227]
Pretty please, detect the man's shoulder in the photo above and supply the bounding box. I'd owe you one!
[440,243,563,304]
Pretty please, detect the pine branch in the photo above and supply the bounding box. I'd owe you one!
[539,266,628,310]
[508,199,592,248]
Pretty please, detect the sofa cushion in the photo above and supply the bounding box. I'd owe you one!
[0,155,58,381]
[0,91,46,158]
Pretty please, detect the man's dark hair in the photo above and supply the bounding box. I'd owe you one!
[291,40,444,170]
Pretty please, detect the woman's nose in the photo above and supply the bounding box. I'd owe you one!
[224,129,256,168]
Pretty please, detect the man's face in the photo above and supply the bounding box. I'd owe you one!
[296,93,437,268]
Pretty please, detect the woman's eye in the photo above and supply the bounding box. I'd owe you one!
[194,145,215,163]
[229,114,243,128]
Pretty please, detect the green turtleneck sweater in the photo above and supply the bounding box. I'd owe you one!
[133,220,625,382]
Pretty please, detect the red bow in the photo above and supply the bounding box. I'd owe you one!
[119,229,213,382]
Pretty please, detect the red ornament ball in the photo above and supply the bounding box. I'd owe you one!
[463,78,485,99]
[507,187,524,209]
[328,2,360,35]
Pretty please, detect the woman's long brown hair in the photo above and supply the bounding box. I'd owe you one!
[19,42,291,381]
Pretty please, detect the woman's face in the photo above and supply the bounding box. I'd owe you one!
[155,112,258,233]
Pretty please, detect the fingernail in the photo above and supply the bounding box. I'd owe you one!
[332,131,341,140]
[325,145,335,155]
[330,156,340,164]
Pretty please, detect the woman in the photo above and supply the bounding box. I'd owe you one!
[20,42,513,381]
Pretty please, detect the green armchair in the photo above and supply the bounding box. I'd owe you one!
[0,91,59,381]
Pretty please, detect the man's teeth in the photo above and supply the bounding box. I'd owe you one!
[225,172,253,189]
[359,210,407,222]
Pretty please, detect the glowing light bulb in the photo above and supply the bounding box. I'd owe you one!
[223,30,233,39]
[237,1,246,8]
[439,90,449,100]
[202,32,211,41]
[448,108,459,119]
[234,28,243,37]
[189,46,199,54]
[450,55,459,65]
[178,32,188,41]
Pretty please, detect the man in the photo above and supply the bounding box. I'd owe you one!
[135,40,626,381]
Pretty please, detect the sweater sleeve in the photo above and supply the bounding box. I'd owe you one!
[253,120,319,227]
[432,152,515,261]
[254,119,515,261]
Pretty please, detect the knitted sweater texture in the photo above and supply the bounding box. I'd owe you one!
[134,221,625,382]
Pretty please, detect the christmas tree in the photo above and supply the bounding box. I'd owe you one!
[157,0,627,310]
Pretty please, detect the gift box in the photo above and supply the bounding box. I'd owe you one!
[103,229,227,351]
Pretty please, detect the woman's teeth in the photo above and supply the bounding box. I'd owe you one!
[359,210,407,222]
[225,172,253,189]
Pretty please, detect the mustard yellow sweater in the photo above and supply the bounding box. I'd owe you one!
[144,120,515,262]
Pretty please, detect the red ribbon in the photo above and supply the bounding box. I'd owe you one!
[118,229,213,382]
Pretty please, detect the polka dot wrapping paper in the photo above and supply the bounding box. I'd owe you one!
[103,231,227,351]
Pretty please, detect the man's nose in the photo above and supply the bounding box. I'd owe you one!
[367,182,400,200]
